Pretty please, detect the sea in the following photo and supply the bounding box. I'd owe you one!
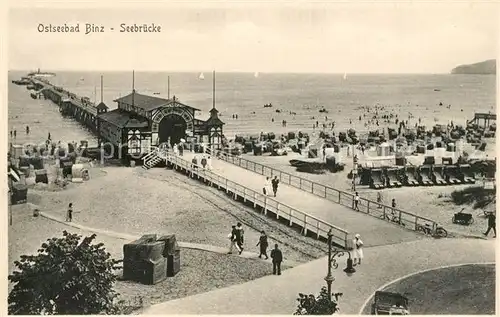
[8,71,496,147]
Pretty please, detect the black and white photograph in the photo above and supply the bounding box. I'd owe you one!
[5,2,497,315]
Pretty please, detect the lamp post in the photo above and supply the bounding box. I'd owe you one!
[325,229,356,302]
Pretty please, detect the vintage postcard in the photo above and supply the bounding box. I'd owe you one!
[5,1,497,315]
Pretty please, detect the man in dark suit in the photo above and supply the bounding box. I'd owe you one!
[270,244,283,275]
[484,212,496,238]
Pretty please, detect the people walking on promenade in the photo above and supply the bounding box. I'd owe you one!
[256,230,269,259]
[483,212,496,238]
[377,191,383,208]
[173,143,179,156]
[271,176,280,197]
[353,234,364,266]
[201,155,207,169]
[228,225,242,254]
[263,177,271,196]
[353,192,360,211]
[236,222,245,252]
[271,244,283,275]
[66,203,73,222]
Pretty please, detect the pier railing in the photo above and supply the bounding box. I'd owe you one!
[155,148,351,249]
[205,148,439,234]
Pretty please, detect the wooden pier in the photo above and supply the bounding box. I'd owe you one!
[30,78,108,134]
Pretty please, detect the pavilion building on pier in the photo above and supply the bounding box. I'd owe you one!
[97,91,224,158]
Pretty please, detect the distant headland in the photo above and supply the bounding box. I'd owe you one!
[451,59,496,75]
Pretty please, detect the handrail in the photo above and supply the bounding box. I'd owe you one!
[204,146,440,234]
[157,149,351,249]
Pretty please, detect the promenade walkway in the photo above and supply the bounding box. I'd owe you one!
[143,238,495,314]
[182,152,423,248]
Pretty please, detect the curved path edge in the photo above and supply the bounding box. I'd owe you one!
[39,211,296,264]
[358,261,496,314]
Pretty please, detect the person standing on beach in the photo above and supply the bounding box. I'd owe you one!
[353,192,360,211]
[10,130,12,138]
[270,244,283,275]
[13,129,17,139]
[353,234,364,266]
[271,176,280,197]
[66,203,73,222]
[26,125,30,135]
[483,212,496,238]
[48,132,51,140]
[256,230,269,259]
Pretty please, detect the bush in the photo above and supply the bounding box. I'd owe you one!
[450,186,496,209]
[8,231,121,315]
[294,286,342,315]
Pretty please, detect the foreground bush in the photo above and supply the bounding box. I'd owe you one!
[9,231,121,314]
[294,286,342,315]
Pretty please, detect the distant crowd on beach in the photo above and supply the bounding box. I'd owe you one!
[225,101,465,138]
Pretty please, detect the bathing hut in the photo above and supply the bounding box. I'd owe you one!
[376,142,391,157]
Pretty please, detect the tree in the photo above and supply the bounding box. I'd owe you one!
[8,231,121,315]
[294,287,342,315]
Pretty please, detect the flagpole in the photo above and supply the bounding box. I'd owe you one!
[168,75,170,99]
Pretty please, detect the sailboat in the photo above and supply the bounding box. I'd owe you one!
[254,72,259,78]
[343,72,347,80]
[198,72,205,80]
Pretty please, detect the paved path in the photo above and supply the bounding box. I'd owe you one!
[183,152,424,247]
[143,238,495,315]
[39,211,302,265]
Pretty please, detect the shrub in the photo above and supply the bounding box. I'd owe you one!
[8,231,121,315]
[294,286,342,315]
[450,186,496,209]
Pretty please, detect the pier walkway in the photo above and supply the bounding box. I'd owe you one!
[151,149,424,248]
[182,152,424,247]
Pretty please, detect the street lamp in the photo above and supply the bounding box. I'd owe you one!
[325,229,356,301]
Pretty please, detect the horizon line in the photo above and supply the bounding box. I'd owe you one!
[8,69,460,75]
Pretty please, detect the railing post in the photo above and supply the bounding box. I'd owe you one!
[263,196,268,215]
[302,214,307,236]
[276,202,280,219]
[366,200,370,214]
[324,186,327,198]
[253,192,257,208]
[414,216,418,230]
[398,209,402,224]
[383,206,386,219]
[338,191,341,204]
[299,178,302,189]
[316,222,320,239]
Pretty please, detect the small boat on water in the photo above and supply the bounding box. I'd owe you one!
[27,68,56,78]
[264,103,273,108]
[198,72,205,80]
[434,89,441,91]
[254,72,259,78]
[319,107,328,113]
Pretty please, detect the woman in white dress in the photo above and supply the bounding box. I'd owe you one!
[353,234,364,265]
[264,177,272,196]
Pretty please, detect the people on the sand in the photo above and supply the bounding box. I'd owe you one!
[256,230,269,259]
[353,234,364,265]
[26,125,30,135]
[484,212,496,238]
[13,129,17,139]
[66,203,73,222]
[271,243,283,275]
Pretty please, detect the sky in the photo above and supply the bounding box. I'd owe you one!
[7,2,499,73]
